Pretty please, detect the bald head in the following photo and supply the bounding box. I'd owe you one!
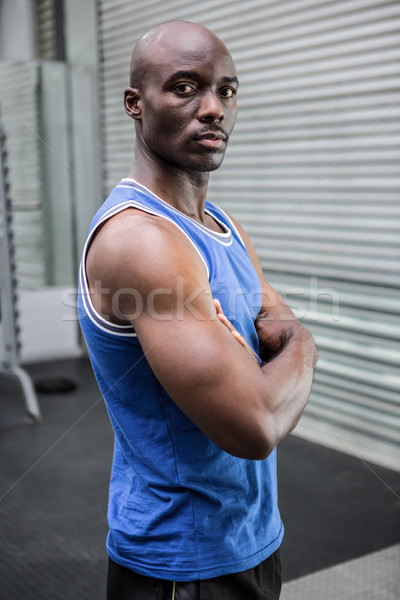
[124,20,238,174]
[129,21,233,89]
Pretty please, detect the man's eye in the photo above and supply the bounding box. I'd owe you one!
[175,84,195,94]
[220,87,236,98]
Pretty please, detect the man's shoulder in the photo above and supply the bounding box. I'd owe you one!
[86,207,207,293]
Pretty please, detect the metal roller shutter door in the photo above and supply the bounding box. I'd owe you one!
[0,62,46,289]
[98,0,400,470]
[36,0,57,60]
[0,0,68,291]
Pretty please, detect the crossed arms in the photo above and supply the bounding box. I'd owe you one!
[86,208,318,459]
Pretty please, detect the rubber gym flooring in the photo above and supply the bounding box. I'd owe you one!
[0,358,399,599]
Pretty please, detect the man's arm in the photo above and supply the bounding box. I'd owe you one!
[228,213,318,362]
[86,209,317,460]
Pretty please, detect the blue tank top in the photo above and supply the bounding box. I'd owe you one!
[78,179,283,581]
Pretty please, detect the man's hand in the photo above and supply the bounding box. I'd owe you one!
[226,212,318,369]
[256,308,318,366]
[255,296,304,363]
[213,299,260,365]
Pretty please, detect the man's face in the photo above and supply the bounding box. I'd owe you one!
[134,27,238,173]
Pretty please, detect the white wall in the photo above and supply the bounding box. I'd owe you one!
[0,0,36,59]
[18,287,81,364]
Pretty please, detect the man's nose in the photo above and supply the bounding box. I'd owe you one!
[197,90,224,122]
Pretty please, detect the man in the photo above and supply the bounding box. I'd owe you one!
[78,20,318,600]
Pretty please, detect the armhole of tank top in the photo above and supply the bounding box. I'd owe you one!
[79,201,211,337]
[79,211,138,337]
[215,207,248,251]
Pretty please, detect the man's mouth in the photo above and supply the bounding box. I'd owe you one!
[194,130,228,149]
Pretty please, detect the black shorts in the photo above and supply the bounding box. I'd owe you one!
[107,549,282,600]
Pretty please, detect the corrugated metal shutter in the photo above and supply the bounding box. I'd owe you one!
[98,0,400,470]
[35,0,65,61]
[0,62,46,289]
[36,0,57,60]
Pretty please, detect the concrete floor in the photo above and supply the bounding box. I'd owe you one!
[1,358,399,599]
[281,544,400,600]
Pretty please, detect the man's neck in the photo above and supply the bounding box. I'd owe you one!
[128,150,211,226]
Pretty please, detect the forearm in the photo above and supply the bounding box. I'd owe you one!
[199,321,318,460]
[208,300,318,459]
[257,327,317,451]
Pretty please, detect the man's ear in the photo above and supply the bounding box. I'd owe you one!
[124,87,142,120]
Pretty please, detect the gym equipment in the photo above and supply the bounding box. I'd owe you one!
[0,125,41,421]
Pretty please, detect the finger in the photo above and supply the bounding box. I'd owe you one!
[213,298,223,315]
[231,331,260,364]
[217,312,236,333]
[231,328,251,351]
[213,299,259,364]
[231,329,246,345]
